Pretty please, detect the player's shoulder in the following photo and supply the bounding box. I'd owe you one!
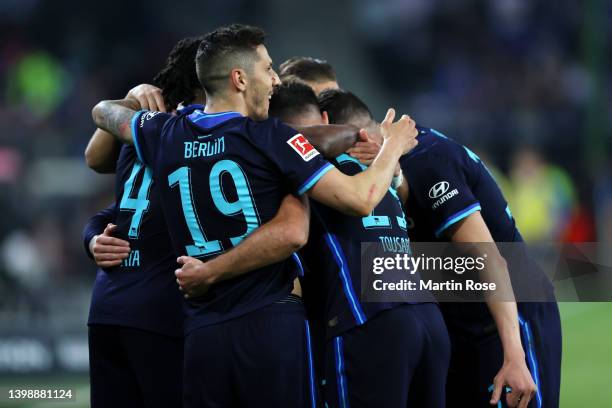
[244,117,301,144]
[405,126,472,166]
[246,116,295,133]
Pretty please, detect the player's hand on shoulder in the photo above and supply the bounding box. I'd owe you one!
[347,129,381,166]
[175,256,213,298]
[126,84,166,112]
[490,354,537,408]
[379,108,418,154]
[90,223,131,268]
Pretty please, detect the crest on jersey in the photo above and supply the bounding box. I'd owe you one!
[287,134,319,162]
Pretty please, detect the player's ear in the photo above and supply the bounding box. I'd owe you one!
[321,111,329,125]
[230,68,248,92]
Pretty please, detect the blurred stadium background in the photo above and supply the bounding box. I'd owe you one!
[0,0,610,406]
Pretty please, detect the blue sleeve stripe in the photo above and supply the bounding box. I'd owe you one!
[131,110,147,164]
[297,162,335,195]
[434,202,482,237]
[292,253,305,277]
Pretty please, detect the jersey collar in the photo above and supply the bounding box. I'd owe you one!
[188,109,243,128]
[177,104,205,115]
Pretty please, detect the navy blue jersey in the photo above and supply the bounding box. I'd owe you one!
[131,108,335,332]
[301,153,411,339]
[87,144,184,337]
[399,127,554,320]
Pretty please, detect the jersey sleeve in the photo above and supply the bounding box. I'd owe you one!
[131,110,173,166]
[253,118,335,195]
[409,153,481,237]
[83,202,118,259]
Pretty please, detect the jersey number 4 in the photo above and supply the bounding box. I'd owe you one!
[168,160,260,257]
[119,161,153,239]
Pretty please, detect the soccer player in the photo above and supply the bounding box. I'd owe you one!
[82,37,205,408]
[83,37,316,408]
[91,24,418,407]
[279,57,339,95]
[320,88,560,408]
[269,81,450,407]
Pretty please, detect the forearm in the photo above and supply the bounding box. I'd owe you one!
[92,98,141,144]
[351,137,403,212]
[480,255,524,358]
[487,300,524,359]
[295,124,359,159]
[85,128,121,173]
[83,203,117,259]
[204,195,309,284]
[206,225,303,284]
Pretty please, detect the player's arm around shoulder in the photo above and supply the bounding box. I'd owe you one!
[86,84,166,172]
[307,109,418,216]
[92,97,141,145]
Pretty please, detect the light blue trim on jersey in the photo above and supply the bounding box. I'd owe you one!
[505,205,513,220]
[325,233,367,325]
[430,128,449,139]
[519,314,543,408]
[463,146,481,163]
[189,110,242,128]
[131,110,147,164]
[177,104,204,115]
[297,162,335,195]
[434,202,482,238]
[305,321,317,408]
[334,337,349,408]
[292,253,305,277]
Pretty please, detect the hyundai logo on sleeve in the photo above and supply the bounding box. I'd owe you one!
[429,181,450,199]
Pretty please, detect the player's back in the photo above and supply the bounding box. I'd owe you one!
[133,108,336,333]
[89,144,184,337]
[400,127,519,242]
[302,153,412,339]
[400,128,554,321]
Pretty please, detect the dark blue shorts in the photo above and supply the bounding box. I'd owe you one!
[183,296,318,408]
[88,324,183,408]
[444,301,561,408]
[323,302,450,408]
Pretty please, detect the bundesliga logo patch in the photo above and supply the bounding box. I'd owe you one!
[287,134,319,162]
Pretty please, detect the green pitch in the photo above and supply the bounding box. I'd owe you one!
[559,302,612,407]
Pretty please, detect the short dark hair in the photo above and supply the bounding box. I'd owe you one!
[153,36,203,111]
[318,89,373,124]
[268,81,319,123]
[279,57,336,83]
[196,24,266,95]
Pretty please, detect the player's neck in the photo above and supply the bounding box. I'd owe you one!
[204,95,248,118]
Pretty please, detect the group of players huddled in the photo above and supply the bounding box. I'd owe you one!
[83,24,561,408]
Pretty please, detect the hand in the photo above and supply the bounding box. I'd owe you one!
[347,129,381,166]
[89,223,131,268]
[490,354,537,408]
[379,108,418,154]
[126,84,166,112]
[175,256,214,298]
